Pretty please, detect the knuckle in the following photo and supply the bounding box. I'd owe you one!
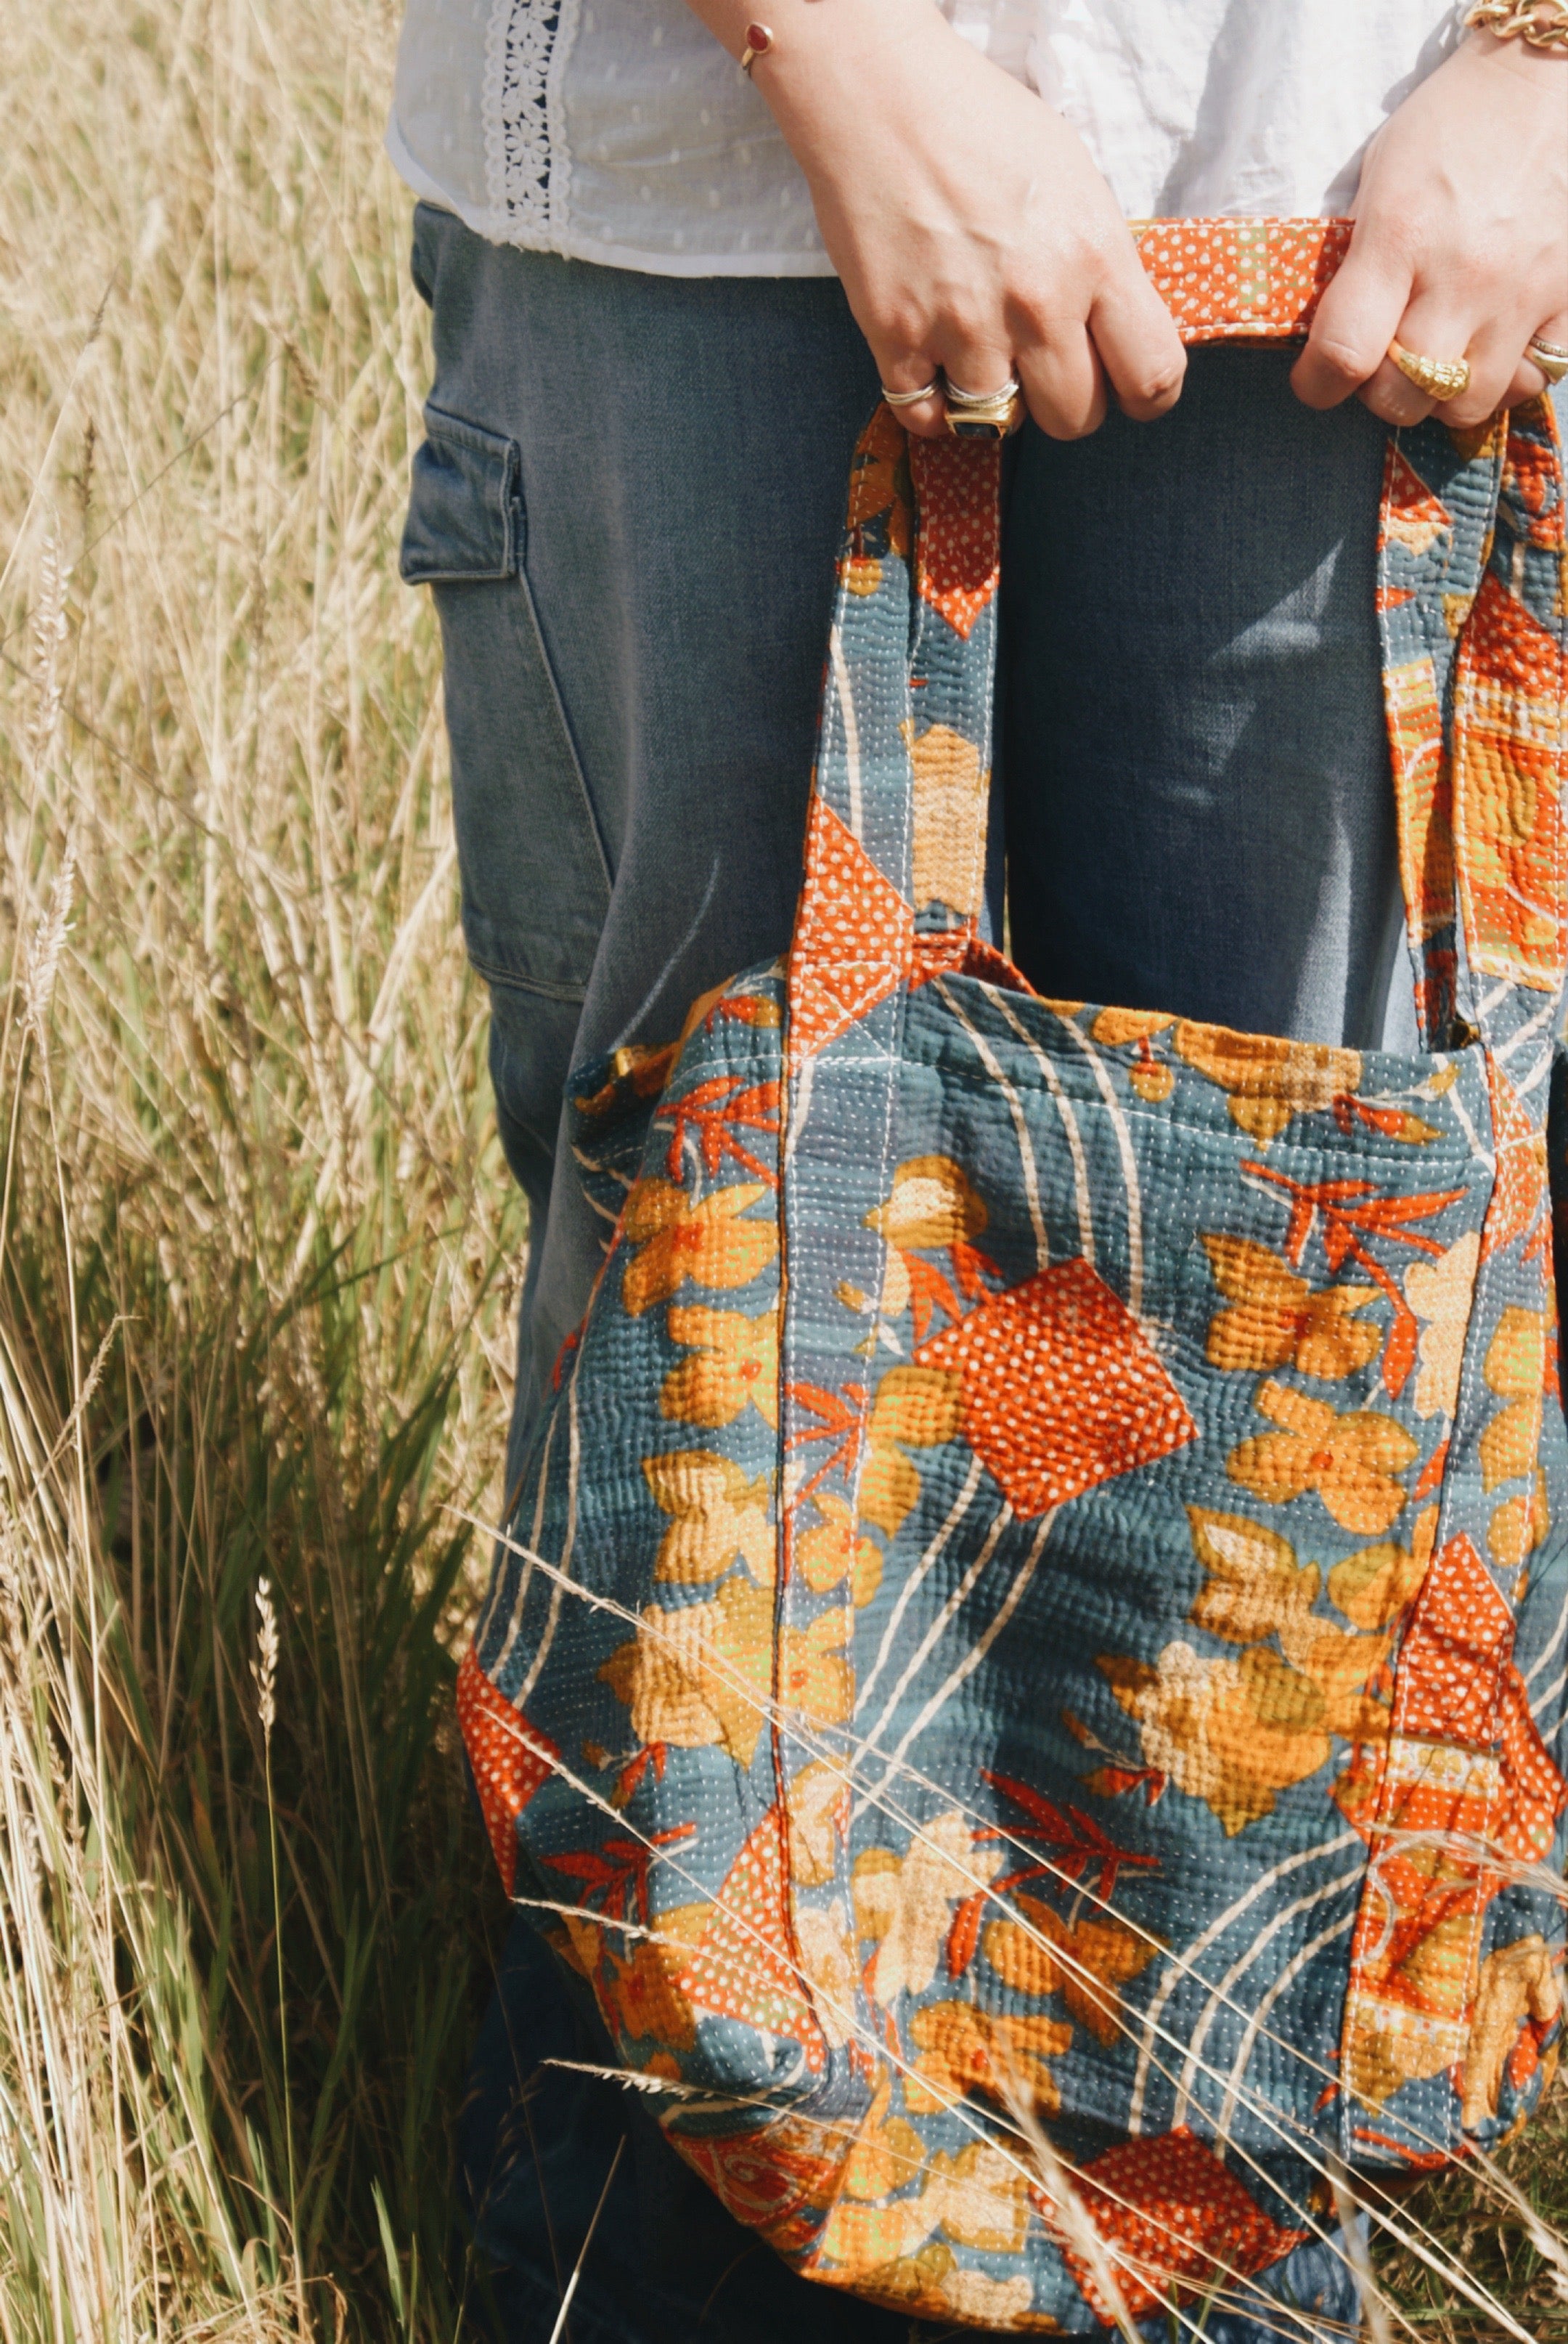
[877,304,929,358]
[1312,337,1373,385]
[1127,357,1185,410]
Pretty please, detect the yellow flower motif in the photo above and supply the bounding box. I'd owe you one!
[642,1450,773,1586]
[1490,1472,1550,1572]
[982,1891,1157,2047]
[1403,1229,1480,1422]
[777,1605,856,1733]
[599,1573,773,1767]
[1175,1022,1360,1144]
[1092,1015,1363,1141]
[1479,1306,1546,1494]
[814,2198,941,2286]
[1102,1639,1332,1836]
[1099,1508,1414,1837]
[852,1810,1002,2007]
[1185,1507,1322,1648]
[938,2270,1039,2329]
[786,1761,849,1887]
[839,2089,926,2202]
[869,1155,987,1252]
[1227,1378,1416,1534]
[918,2141,1033,2253]
[859,1365,964,1540]
[1201,1234,1379,1382]
[661,1303,779,1428]
[1092,1009,1171,1047]
[1461,1934,1560,2130]
[793,1898,859,2048]
[1130,1058,1175,1104]
[796,1492,882,1607]
[621,1179,777,1315]
[903,724,989,919]
[905,2009,1069,2125]
[1325,1505,1437,1630]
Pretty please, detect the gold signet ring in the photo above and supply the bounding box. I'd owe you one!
[941,373,1025,437]
[1388,341,1471,403]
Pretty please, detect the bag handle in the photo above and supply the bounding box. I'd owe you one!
[786,217,1568,1067]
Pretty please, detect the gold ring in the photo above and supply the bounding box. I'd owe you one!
[1388,341,1471,403]
[738,22,773,73]
[1526,336,1568,386]
[943,388,1025,439]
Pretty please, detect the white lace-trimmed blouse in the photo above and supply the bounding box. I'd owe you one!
[385,0,1465,278]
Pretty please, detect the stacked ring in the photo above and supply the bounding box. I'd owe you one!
[942,371,1024,438]
[1527,336,1568,386]
[881,380,940,408]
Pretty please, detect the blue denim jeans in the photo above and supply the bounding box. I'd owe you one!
[403,200,1458,2341]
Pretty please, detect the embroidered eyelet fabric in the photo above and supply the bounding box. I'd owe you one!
[459,220,1568,2331]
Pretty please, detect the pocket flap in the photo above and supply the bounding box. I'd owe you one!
[400,405,522,584]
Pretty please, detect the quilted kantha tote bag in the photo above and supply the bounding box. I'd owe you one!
[458,220,1568,2333]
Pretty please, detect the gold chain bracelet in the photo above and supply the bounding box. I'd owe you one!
[1463,0,1568,49]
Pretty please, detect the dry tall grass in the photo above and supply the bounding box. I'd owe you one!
[0,0,518,2332]
[0,1,1565,2337]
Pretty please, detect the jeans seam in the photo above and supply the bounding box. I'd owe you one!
[471,954,589,1006]
[509,565,615,903]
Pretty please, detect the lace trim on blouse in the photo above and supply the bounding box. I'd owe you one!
[483,0,579,240]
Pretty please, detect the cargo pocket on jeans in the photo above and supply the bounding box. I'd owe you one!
[401,402,611,1012]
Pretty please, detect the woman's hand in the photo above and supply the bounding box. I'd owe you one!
[1294,30,1568,427]
[683,0,1186,439]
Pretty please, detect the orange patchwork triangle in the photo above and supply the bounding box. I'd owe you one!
[1480,1058,1546,1262]
[1381,446,1453,560]
[1465,566,1564,695]
[1044,2128,1306,2321]
[457,1650,559,1897]
[677,1806,828,2069]
[1395,1532,1512,1745]
[787,794,912,1067]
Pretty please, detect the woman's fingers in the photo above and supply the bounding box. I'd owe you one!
[1508,310,1568,407]
[1016,327,1107,441]
[1293,228,1421,418]
[878,326,1114,445]
[1391,297,1522,428]
[873,347,947,439]
[1087,271,1188,421]
[938,338,1018,406]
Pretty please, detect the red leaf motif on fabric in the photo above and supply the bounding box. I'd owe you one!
[974,1770,1158,1908]
[659,1075,782,1188]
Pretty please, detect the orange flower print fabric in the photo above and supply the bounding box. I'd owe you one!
[458,359,1568,2329]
